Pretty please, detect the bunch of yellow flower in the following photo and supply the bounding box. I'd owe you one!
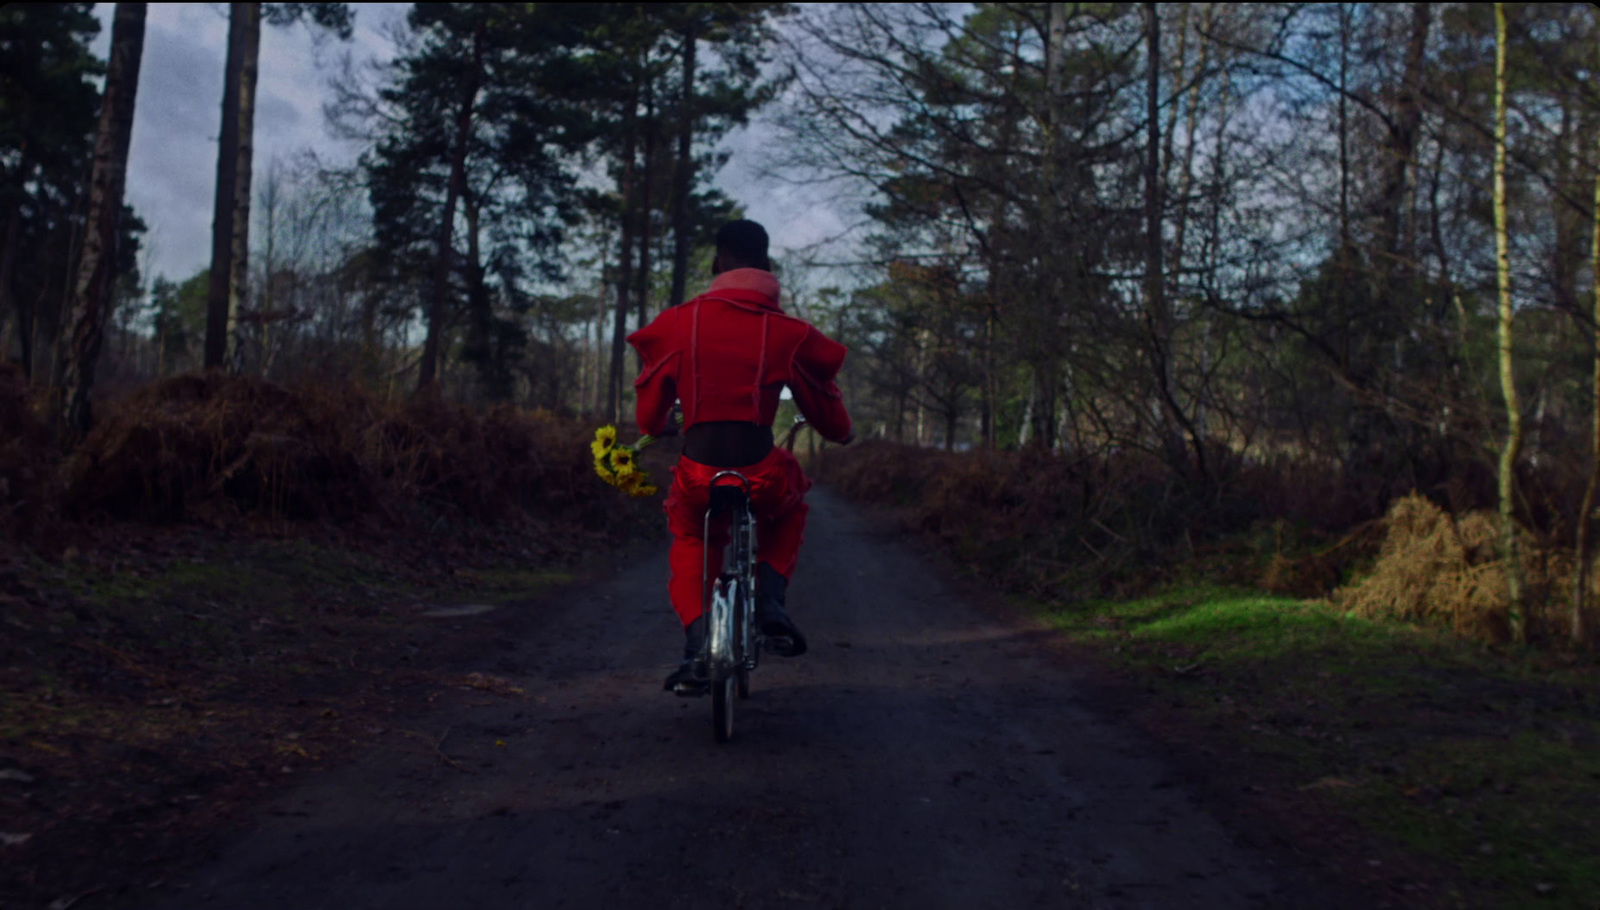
[591,425,659,497]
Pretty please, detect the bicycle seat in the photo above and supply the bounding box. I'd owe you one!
[707,484,749,516]
[707,471,752,516]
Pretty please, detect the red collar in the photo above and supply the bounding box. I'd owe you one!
[705,268,781,310]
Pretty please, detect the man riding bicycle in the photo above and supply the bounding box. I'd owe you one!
[627,220,855,692]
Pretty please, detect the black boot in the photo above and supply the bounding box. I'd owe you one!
[756,562,807,657]
[663,615,708,693]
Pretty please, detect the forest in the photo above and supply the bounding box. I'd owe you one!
[3,4,1600,905]
[7,2,1597,641]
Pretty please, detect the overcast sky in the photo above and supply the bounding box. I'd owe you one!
[88,3,863,289]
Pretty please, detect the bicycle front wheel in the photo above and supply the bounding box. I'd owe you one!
[713,674,735,742]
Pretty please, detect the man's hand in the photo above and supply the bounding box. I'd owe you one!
[840,431,856,446]
[657,403,683,437]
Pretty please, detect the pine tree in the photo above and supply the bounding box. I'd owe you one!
[0,4,106,379]
[204,2,352,372]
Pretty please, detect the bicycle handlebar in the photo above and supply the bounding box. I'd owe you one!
[781,418,808,453]
[782,417,856,452]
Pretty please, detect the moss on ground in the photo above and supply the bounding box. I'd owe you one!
[1043,586,1600,910]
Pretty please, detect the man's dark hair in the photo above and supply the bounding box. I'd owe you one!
[715,219,771,271]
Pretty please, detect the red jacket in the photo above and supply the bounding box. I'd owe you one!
[627,268,853,442]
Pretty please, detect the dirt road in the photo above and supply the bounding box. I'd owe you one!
[129,488,1360,910]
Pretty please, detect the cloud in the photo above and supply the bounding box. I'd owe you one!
[93,3,407,282]
[123,8,229,280]
[89,4,866,290]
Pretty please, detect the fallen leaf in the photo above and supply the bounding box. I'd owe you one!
[1,832,32,847]
[459,672,525,697]
[0,769,34,783]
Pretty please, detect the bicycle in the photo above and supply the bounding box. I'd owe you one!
[679,417,815,743]
[694,469,761,743]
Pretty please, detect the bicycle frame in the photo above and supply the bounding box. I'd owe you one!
[703,471,759,679]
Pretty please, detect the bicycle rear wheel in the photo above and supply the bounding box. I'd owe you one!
[736,667,750,700]
[713,674,735,742]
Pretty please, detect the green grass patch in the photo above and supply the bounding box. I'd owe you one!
[453,567,575,602]
[1042,586,1600,910]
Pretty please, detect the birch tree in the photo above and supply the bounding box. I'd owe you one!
[1493,1,1525,644]
[55,2,145,440]
[1574,80,1600,647]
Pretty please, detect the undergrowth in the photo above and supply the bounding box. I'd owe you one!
[813,440,1594,646]
[2,369,661,548]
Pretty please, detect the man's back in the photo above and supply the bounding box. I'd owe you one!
[628,267,851,445]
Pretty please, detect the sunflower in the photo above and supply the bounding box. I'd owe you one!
[610,446,636,477]
[587,424,664,497]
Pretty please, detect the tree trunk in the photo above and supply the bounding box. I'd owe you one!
[1493,2,1525,644]
[1550,107,1582,312]
[1376,3,1430,271]
[37,189,89,389]
[635,77,656,332]
[1170,5,1212,447]
[0,146,28,369]
[1159,3,1189,192]
[606,85,640,424]
[591,277,607,416]
[1574,107,1600,648]
[1018,383,1033,448]
[417,20,485,397]
[464,187,486,396]
[669,19,697,309]
[56,3,145,441]
[1338,3,1350,254]
[0,216,19,368]
[981,303,996,449]
[205,2,260,371]
[1143,3,1176,468]
[259,164,277,377]
[1139,2,1207,482]
[894,387,908,443]
[226,3,260,373]
[1032,1,1065,453]
[1028,361,1056,450]
[1169,3,1211,275]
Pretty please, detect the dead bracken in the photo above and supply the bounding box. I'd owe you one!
[1336,493,1578,643]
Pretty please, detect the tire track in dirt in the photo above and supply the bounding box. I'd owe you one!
[127,487,1362,910]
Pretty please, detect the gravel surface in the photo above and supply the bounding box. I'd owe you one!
[130,488,1363,910]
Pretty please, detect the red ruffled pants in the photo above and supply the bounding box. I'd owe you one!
[663,446,811,627]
